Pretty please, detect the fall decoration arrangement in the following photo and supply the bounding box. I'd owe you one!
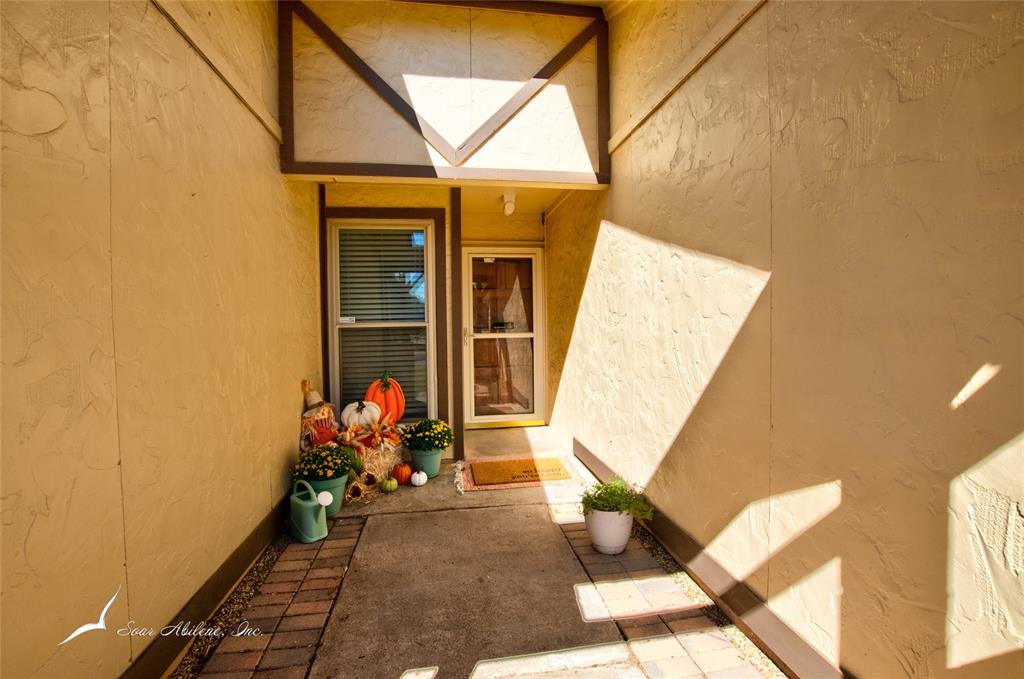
[295,372,442,506]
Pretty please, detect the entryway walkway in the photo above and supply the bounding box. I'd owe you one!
[188,463,785,679]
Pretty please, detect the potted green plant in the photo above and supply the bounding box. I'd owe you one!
[292,443,363,517]
[401,418,453,478]
[581,479,654,554]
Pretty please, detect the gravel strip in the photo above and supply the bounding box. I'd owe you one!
[631,522,785,679]
[169,531,290,678]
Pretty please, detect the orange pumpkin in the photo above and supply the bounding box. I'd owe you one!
[365,370,406,424]
[392,462,412,486]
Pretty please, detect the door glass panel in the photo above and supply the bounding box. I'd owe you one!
[471,257,533,333]
[473,338,534,416]
[340,326,427,421]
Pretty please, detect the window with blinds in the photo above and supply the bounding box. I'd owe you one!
[337,227,429,421]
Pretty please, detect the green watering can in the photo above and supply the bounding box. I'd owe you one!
[290,480,332,543]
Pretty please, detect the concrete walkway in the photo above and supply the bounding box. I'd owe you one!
[195,461,785,679]
[311,505,620,678]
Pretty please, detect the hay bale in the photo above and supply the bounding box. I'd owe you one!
[346,442,403,503]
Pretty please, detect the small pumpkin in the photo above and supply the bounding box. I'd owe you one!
[410,471,428,487]
[380,477,398,493]
[392,463,412,486]
[364,371,406,424]
[340,400,381,428]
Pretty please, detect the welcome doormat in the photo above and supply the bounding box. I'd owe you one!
[469,457,572,487]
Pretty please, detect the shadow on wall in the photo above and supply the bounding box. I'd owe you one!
[545,186,1022,679]
[544,190,606,422]
[544,1,1024,676]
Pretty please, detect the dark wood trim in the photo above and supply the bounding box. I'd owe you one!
[317,184,330,401]
[573,438,847,679]
[323,206,450,423]
[278,0,295,164]
[452,21,600,166]
[432,209,450,425]
[450,188,464,459]
[283,160,439,179]
[404,0,604,19]
[120,496,288,679]
[596,18,610,180]
[324,207,446,222]
[279,2,610,182]
[292,1,460,165]
[284,159,607,186]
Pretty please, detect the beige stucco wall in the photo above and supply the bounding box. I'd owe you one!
[547,2,1024,677]
[2,2,319,677]
[292,1,599,178]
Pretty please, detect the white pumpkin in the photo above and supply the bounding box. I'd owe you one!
[410,471,428,487]
[340,400,381,428]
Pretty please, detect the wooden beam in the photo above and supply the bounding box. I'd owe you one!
[452,20,601,166]
[292,1,461,165]
[282,159,606,185]
[403,0,604,19]
[450,187,464,459]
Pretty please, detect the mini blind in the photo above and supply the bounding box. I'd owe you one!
[337,226,430,422]
[338,229,425,323]
[340,327,428,420]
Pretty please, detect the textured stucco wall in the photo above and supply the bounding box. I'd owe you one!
[292,1,599,176]
[463,213,543,242]
[547,2,1024,677]
[2,2,319,677]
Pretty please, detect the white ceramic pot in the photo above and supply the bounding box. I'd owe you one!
[585,510,633,555]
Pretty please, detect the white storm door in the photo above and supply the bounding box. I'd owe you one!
[462,248,545,427]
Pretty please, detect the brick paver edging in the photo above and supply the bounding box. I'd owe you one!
[560,522,785,679]
[560,522,718,638]
[196,517,366,679]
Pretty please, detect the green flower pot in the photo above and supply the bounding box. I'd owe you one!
[304,474,347,517]
[411,448,442,478]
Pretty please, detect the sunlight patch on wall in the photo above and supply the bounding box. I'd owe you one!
[464,81,595,173]
[694,481,842,590]
[947,431,1024,668]
[400,39,596,174]
[949,363,1002,410]
[766,557,843,667]
[550,220,770,487]
[400,73,476,148]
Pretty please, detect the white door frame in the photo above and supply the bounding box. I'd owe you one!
[461,246,546,428]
